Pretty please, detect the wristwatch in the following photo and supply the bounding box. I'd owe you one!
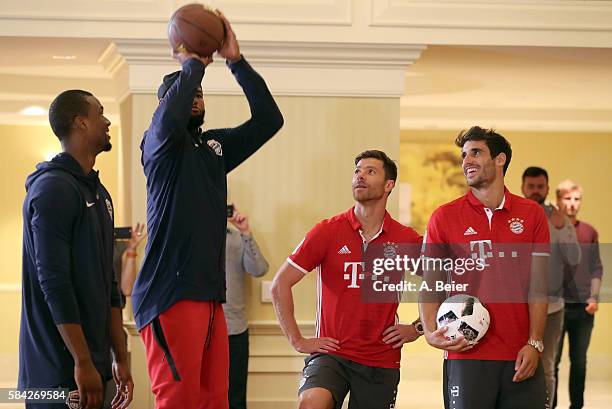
[412,319,424,336]
[527,339,544,353]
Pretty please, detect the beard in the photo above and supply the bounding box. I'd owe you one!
[352,186,384,203]
[527,193,545,204]
[102,141,112,152]
[188,111,205,130]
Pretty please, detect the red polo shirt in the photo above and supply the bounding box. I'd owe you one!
[288,207,422,368]
[423,188,550,361]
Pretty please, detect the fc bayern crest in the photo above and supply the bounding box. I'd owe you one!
[383,242,398,259]
[508,217,524,234]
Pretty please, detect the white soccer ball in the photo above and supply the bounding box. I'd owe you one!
[436,294,490,343]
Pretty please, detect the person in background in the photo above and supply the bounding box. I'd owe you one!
[114,223,147,298]
[553,180,603,409]
[224,204,269,409]
[521,166,580,406]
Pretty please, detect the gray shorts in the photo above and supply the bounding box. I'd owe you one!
[298,354,400,409]
[443,359,546,409]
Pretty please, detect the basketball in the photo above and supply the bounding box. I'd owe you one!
[168,3,225,57]
[436,294,490,344]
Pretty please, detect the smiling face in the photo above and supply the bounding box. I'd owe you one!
[82,95,112,153]
[461,140,502,188]
[352,158,394,203]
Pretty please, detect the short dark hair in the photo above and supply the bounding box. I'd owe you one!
[354,150,397,182]
[48,90,93,141]
[455,126,513,175]
[522,166,548,183]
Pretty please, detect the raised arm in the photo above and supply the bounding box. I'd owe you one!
[120,223,147,296]
[212,13,283,173]
[241,233,269,278]
[143,53,211,161]
[228,208,269,277]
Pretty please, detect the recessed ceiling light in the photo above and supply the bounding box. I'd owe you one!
[20,106,47,116]
[52,55,77,60]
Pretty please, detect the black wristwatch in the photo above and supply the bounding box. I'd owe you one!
[412,319,424,336]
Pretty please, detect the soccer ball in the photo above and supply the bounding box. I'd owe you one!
[436,294,490,343]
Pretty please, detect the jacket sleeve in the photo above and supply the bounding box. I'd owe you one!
[214,57,284,173]
[106,197,123,309]
[240,234,269,278]
[142,59,206,163]
[30,176,81,324]
[589,230,604,279]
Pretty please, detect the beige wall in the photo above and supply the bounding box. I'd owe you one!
[0,124,119,362]
[118,93,401,323]
[218,95,401,322]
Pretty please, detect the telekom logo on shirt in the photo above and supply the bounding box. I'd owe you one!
[470,240,493,263]
[344,261,365,288]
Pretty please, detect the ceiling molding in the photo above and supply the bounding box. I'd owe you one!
[106,40,427,98]
[107,39,426,69]
[371,0,612,32]
[400,108,612,133]
[0,0,352,26]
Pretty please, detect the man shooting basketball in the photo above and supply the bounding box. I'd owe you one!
[132,11,283,409]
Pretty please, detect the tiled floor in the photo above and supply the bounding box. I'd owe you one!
[394,379,612,409]
[1,370,611,408]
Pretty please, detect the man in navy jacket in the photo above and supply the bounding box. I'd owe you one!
[133,12,283,409]
[20,90,133,409]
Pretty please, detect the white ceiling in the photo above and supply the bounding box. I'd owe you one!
[0,37,117,125]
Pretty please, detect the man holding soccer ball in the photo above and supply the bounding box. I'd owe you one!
[419,127,550,409]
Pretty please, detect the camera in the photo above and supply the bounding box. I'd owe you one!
[114,227,132,240]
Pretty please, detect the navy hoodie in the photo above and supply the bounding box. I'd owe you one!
[132,57,283,330]
[19,153,121,388]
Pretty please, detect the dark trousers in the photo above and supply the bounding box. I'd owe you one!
[443,359,546,409]
[228,329,249,409]
[553,303,595,409]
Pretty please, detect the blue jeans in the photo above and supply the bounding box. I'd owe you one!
[553,303,594,409]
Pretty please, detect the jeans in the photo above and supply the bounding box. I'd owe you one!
[553,303,594,409]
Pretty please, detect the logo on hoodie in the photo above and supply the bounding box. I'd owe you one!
[207,139,223,156]
[105,198,113,220]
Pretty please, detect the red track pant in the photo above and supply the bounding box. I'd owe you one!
[141,300,229,409]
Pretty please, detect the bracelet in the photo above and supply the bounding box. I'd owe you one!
[125,251,137,258]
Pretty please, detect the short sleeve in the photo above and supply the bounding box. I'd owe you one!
[287,220,330,274]
[421,208,449,260]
